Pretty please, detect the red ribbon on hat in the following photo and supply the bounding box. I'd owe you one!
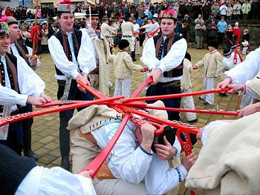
[59,0,72,8]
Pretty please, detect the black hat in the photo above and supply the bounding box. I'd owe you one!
[223,48,232,56]
[208,39,218,49]
[119,39,130,50]
[86,9,99,17]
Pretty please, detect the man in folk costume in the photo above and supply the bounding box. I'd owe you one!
[100,16,117,53]
[67,101,196,195]
[48,0,96,170]
[0,22,51,155]
[7,16,41,160]
[142,9,187,121]
[84,9,113,97]
[121,17,136,61]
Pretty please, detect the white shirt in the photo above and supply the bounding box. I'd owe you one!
[0,55,45,107]
[10,43,41,69]
[91,121,187,195]
[15,166,96,195]
[223,52,242,70]
[142,36,187,83]
[225,48,260,85]
[48,30,96,80]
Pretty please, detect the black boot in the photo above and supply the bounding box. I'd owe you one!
[24,149,39,161]
[61,156,70,171]
[131,51,137,61]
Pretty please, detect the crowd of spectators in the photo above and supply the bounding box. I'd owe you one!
[1,0,259,54]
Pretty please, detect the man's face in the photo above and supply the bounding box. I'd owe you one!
[91,17,99,29]
[58,13,75,32]
[9,24,20,43]
[0,34,10,55]
[161,18,175,36]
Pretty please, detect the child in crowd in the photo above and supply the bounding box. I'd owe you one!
[113,39,143,98]
[194,39,224,105]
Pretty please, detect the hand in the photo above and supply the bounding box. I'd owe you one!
[148,68,162,85]
[196,128,204,140]
[226,84,244,94]
[216,77,232,89]
[181,153,197,171]
[40,93,52,102]
[141,123,156,152]
[29,57,37,67]
[76,73,90,93]
[154,136,177,160]
[27,96,49,105]
[193,65,199,70]
[140,67,148,72]
[238,102,260,118]
[78,170,93,178]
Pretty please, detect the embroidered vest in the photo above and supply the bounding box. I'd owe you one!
[0,54,20,114]
[14,40,30,65]
[153,34,185,78]
[54,29,82,77]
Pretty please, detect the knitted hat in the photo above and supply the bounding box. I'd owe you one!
[119,39,130,50]
[0,22,10,35]
[223,48,232,56]
[57,0,76,13]
[208,39,218,49]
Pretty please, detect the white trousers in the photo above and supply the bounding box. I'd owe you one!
[182,88,197,121]
[114,78,132,98]
[201,77,215,105]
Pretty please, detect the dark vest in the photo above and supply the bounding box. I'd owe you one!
[53,29,82,77]
[0,53,20,114]
[0,144,37,195]
[153,34,185,78]
[13,40,30,65]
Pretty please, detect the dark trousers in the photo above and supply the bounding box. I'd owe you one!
[0,122,24,156]
[57,80,93,157]
[146,80,181,121]
[19,104,33,151]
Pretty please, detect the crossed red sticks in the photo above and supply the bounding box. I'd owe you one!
[0,77,236,195]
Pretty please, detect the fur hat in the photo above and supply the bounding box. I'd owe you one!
[208,39,218,49]
[119,39,130,50]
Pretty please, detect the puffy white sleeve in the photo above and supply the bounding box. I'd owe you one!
[144,154,187,195]
[142,37,160,69]
[17,56,45,97]
[92,122,153,184]
[48,35,80,79]
[0,85,28,106]
[225,48,260,84]
[78,31,96,74]
[15,166,96,195]
[27,46,41,69]
[158,38,187,73]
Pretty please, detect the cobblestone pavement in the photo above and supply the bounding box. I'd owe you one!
[32,47,238,195]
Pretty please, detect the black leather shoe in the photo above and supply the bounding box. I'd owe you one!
[61,156,70,171]
[188,119,198,123]
[219,92,228,97]
[199,96,205,101]
[24,149,39,161]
